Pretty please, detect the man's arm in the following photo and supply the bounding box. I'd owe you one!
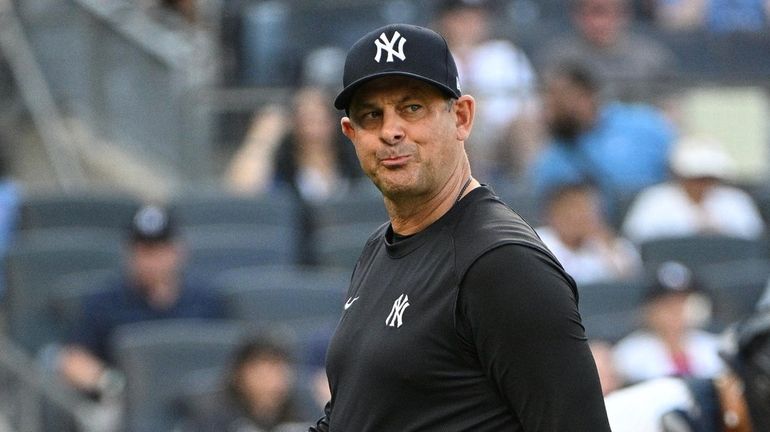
[458,243,611,431]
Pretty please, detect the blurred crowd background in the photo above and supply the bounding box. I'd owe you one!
[0,0,770,430]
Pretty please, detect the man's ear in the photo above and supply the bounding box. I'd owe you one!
[454,95,475,141]
[341,116,356,141]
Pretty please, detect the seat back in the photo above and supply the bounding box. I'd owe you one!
[216,265,349,325]
[577,278,646,342]
[4,229,122,353]
[695,258,770,330]
[640,235,768,269]
[183,224,297,276]
[111,319,245,432]
[20,192,139,231]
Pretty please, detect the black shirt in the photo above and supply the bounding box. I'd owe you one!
[312,186,610,431]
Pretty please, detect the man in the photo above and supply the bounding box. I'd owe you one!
[529,63,675,219]
[58,204,224,400]
[535,182,641,285]
[621,135,765,244]
[605,306,770,431]
[310,23,610,431]
[536,0,678,100]
[433,0,539,180]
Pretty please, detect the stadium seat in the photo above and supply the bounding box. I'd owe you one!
[182,223,298,276]
[4,228,123,353]
[110,319,245,432]
[577,278,646,342]
[19,192,140,231]
[488,181,542,228]
[306,182,387,230]
[214,265,349,326]
[695,258,770,331]
[171,189,298,228]
[639,235,769,270]
[314,221,383,269]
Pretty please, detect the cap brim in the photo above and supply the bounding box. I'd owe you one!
[334,71,460,110]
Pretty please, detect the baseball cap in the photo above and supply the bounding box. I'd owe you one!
[669,135,735,180]
[643,261,697,302]
[334,23,462,111]
[129,204,176,243]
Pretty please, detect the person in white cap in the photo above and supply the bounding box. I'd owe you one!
[621,135,765,244]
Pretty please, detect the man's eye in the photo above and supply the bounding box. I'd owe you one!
[407,104,422,112]
[362,111,380,120]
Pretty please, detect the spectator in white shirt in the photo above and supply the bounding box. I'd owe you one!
[613,261,724,385]
[536,182,642,285]
[622,135,765,244]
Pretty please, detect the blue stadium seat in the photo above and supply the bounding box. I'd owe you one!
[695,258,770,331]
[110,319,245,432]
[20,192,140,231]
[639,235,769,270]
[577,278,646,342]
[4,228,123,353]
[214,265,349,326]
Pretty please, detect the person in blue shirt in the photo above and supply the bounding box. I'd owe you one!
[529,63,676,220]
[57,204,225,400]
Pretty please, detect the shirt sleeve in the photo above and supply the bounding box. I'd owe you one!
[457,243,611,431]
[308,401,331,432]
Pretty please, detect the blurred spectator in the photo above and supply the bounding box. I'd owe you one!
[56,205,225,416]
[605,306,770,432]
[0,145,19,299]
[528,63,675,219]
[184,335,304,432]
[653,0,770,33]
[622,135,765,244]
[589,339,623,396]
[536,182,642,285]
[613,261,724,384]
[535,0,678,99]
[225,86,361,203]
[433,0,539,181]
[153,0,198,26]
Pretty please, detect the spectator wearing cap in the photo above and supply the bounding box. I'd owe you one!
[621,135,765,244]
[612,261,724,385]
[605,305,770,431]
[57,205,225,405]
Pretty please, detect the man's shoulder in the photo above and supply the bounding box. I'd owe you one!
[451,187,548,268]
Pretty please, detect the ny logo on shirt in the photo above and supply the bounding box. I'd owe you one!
[386,293,410,328]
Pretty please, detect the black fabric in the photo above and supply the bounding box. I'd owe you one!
[315,186,610,431]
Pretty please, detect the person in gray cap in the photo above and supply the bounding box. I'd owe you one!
[310,23,610,432]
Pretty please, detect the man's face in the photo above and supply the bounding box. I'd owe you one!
[129,241,182,289]
[574,0,628,48]
[341,76,472,201]
[543,75,593,142]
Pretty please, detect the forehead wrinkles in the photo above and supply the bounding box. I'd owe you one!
[351,78,442,108]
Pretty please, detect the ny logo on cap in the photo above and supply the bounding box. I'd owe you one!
[374,31,406,63]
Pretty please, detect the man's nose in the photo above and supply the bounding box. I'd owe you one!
[380,111,405,145]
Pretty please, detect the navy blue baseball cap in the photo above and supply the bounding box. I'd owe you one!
[334,23,462,111]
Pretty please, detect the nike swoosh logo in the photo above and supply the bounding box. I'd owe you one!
[344,296,359,310]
